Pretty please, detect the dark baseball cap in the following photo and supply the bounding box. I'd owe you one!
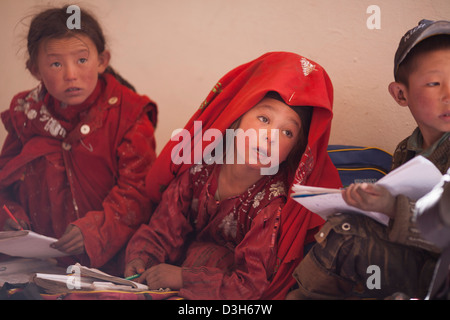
[394,19,450,76]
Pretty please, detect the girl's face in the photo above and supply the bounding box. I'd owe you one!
[32,34,110,106]
[236,97,302,171]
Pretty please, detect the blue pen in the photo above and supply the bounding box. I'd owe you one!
[293,193,329,198]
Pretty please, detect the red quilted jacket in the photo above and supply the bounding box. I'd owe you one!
[0,73,157,274]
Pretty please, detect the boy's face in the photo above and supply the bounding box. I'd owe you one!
[399,48,450,147]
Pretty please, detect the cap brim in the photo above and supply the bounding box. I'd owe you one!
[395,20,450,75]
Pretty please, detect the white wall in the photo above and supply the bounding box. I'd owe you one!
[1,0,449,154]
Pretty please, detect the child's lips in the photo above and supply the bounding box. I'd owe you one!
[440,112,450,120]
[65,87,81,93]
[255,147,268,158]
[65,87,83,96]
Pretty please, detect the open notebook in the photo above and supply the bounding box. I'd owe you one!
[33,263,149,294]
[292,156,443,225]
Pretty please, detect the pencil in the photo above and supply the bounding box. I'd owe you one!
[125,273,141,281]
[2,205,23,230]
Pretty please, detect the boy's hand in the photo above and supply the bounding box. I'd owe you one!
[137,263,182,290]
[51,224,85,255]
[341,183,396,218]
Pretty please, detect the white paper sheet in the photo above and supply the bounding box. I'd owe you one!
[0,230,68,259]
[292,156,443,225]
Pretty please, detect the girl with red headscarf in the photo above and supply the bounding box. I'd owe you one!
[125,52,341,299]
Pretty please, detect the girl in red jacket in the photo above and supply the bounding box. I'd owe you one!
[0,6,157,275]
[124,52,341,299]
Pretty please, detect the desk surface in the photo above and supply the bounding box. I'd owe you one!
[0,257,65,287]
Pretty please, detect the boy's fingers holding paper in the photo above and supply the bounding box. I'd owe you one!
[342,183,396,218]
[343,183,381,208]
[341,184,363,207]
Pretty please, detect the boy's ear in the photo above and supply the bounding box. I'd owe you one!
[97,50,111,74]
[388,82,408,107]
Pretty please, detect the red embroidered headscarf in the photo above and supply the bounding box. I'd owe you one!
[146,52,342,299]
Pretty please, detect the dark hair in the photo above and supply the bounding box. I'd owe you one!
[277,103,312,176]
[26,5,136,91]
[395,34,450,86]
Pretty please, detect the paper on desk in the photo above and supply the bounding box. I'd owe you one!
[33,263,149,293]
[292,156,443,225]
[0,230,68,259]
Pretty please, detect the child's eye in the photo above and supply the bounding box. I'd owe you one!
[50,62,62,68]
[427,82,440,87]
[282,130,293,138]
[78,58,88,64]
[257,116,269,123]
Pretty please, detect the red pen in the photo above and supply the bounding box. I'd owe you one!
[2,205,23,230]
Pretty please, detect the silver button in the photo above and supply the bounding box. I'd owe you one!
[108,97,118,105]
[341,223,351,231]
[80,124,90,135]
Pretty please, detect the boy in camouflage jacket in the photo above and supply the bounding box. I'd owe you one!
[288,19,450,300]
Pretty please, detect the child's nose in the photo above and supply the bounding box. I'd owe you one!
[443,83,450,104]
[262,129,279,144]
[64,64,77,81]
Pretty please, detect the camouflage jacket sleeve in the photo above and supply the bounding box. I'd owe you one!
[388,134,450,253]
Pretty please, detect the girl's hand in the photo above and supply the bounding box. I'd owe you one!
[124,258,146,279]
[341,183,396,218]
[138,263,182,290]
[3,218,29,231]
[51,224,85,255]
